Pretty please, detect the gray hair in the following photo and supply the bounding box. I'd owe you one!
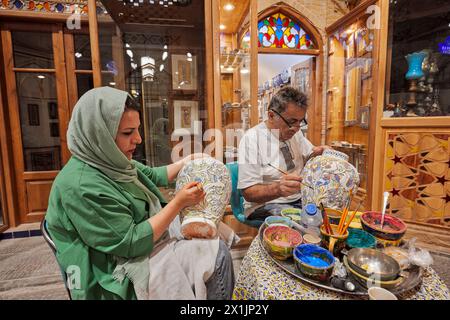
[268,87,308,113]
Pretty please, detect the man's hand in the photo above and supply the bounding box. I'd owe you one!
[277,174,303,197]
[310,145,332,158]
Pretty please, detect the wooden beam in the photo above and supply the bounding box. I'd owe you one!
[88,0,102,87]
[249,0,258,127]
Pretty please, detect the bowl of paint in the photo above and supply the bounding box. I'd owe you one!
[280,208,302,224]
[264,216,293,227]
[293,244,335,282]
[360,211,407,241]
[346,228,377,249]
[263,225,303,260]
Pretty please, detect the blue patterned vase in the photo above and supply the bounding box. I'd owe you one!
[405,51,426,80]
[176,157,231,239]
[300,149,360,211]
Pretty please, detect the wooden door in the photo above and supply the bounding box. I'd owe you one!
[0,22,71,224]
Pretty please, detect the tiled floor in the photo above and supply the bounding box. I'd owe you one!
[0,236,449,300]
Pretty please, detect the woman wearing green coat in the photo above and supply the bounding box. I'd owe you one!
[45,87,234,300]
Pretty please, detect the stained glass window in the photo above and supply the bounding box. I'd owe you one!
[258,13,314,50]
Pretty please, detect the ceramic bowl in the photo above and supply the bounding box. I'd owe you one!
[343,256,403,290]
[280,208,302,224]
[346,228,377,249]
[346,248,401,281]
[360,211,407,241]
[263,225,303,260]
[264,216,293,227]
[293,244,335,282]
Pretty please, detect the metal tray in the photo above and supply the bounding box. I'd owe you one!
[258,223,423,296]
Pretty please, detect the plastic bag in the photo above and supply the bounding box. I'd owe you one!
[406,238,434,268]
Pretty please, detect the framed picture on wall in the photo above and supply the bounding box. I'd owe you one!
[173,100,199,135]
[171,54,197,91]
[27,104,40,126]
[48,102,58,120]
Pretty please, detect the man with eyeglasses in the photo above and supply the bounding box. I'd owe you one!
[237,87,330,221]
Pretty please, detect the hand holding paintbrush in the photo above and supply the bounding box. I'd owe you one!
[266,163,314,190]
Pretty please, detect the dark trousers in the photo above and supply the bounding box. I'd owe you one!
[205,240,235,300]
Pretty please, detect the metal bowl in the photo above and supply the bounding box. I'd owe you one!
[347,248,400,281]
[343,256,404,290]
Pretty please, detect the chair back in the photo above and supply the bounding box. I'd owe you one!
[40,218,72,300]
[225,162,263,228]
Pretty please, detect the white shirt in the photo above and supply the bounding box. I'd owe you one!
[237,122,314,217]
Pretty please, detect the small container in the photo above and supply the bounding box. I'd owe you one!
[300,203,323,229]
[303,233,321,245]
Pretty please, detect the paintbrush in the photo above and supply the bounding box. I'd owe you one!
[337,192,352,234]
[266,163,314,190]
[341,200,364,235]
[319,202,333,235]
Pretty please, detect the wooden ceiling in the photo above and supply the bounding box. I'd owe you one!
[99,0,249,34]
[219,0,249,34]
[100,0,204,31]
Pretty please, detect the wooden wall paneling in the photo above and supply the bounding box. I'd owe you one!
[371,0,391,211]
[211,0,223,159]
[0,33,16,229]
[249,0,258,128]
[52,24,71,165]
[88,0,101,87]
[111,26,126,90]
[205,0,216,131]
[0,27,28,226]
[25,180,53,216]
[63,32,79,115]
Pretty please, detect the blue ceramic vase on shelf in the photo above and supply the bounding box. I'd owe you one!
[405,51,427,80]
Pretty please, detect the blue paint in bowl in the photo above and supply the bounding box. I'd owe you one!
[294,244,335,268]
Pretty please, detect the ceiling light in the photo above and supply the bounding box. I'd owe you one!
[75,52,82,58]
[109,82,116,86]
[159,64,164,72]
[219,24,226,30]
[224,3,235,11]
[37,75,45,79]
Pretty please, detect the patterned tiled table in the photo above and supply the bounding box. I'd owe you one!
[233,237,450,300]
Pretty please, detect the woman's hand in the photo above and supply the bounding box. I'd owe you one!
[174,181,206,209]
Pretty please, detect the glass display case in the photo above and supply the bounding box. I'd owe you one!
[384,0,450,118]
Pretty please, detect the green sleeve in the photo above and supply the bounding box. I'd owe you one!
[62,186,154,259]
[133,161,168,187]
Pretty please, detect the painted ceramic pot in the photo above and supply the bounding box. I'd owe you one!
[360,211,407,241]
[405,51,427,80]
[320,224,349,257]
[263,225,303,260]
[300,149,360,211]
[175,157,231,239]
[294,244,335,282]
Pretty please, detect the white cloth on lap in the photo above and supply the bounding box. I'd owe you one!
[147,237,219,300]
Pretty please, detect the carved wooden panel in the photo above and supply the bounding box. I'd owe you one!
[384,132,450,226]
